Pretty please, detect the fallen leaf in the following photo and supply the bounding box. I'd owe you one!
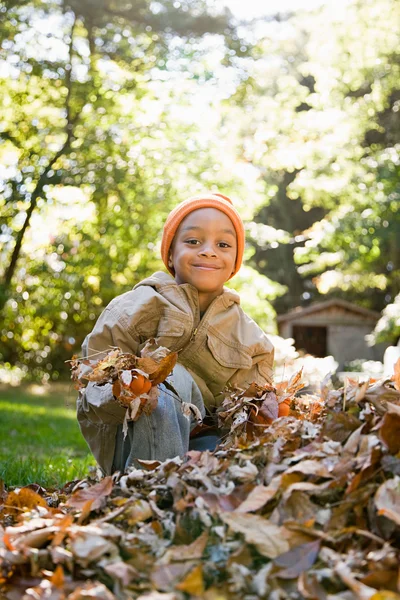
[220,513,290,558]
[4,487,48,515]
[321,411,361,442]
[175,564,204,595]
[67,582,117,599]
[104,561,139,585]
[70,531,118,563]
[138,352,178,385]
[126,499,153,525]
[151,563,195,592]
[49,565,64,589]
[379,403,400,454]
[235,480,281,513]
[274,540,320,579]
[67,477,113,511]
[375,477,400,526]
[370,593,400,600]
[160,532,208,564]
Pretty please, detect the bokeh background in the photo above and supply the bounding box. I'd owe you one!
[1,0,399,385]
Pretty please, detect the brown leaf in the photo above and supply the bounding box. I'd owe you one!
[151,563,195,592]
[67,477,113,511]
[256,391,279,423]
[361,570,399,591]
[200,484,253,513]
[104,561,139,586]
[4,487,48,515]
[221,513,290,558]
[51,514,74,547]
[49,565,64,589]
[3,531,15,551]
[274,540,320,579]
[126,499,153,525]
[67,582,117,599]
[286,459,332,479]
[286,368,305,395]
[136,459,162,470]
[321,411,361,442]
[235,480,281,513]
[375,477,400,526]
[242,382,264,397]
[137,352,178,385]
[365,383,400,413]
[160,532,209,564]
[175,564,204,595]
[379,403,400,454]
[298,572,328,600]
[85,349,122,382]
[369,593,400,600]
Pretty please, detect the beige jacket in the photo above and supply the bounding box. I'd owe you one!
[82,271,274,409]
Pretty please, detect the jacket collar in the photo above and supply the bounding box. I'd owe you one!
[133,271,241,308]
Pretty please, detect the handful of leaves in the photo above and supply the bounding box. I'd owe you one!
[70,340,178,424]
[217,369,305,445]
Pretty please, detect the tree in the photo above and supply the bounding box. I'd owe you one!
[223,0,400,315]
[1,0,285,379]
[0,0,235,308]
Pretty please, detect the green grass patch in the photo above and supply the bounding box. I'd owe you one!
[0,384,95,488]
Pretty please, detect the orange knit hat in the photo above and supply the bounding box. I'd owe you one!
[161,192,245,279]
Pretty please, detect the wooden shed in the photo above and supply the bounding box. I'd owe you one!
[277,299,386,368]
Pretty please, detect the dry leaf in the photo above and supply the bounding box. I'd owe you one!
[379,402,400,454]
[175,564,204,595]
[221,513,290,558]
[273,540,320,579]
[160,532,208,564]
[67,582,117,599]
[126,499,153,525]
[374,477,400,526]
[104,561,139,585]
[6,365,400,599]
[67,477,113,511]
[49,565,64,589]
[235,481,281,513]
[137,352,178,385]
[4,487,48,515]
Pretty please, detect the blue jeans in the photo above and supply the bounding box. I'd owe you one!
[78,364,206,474]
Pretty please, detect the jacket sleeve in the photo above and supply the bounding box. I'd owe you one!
[226,344,275,391]
[77,296,143,474]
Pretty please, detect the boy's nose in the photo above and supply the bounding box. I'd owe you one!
[199,245,217,257]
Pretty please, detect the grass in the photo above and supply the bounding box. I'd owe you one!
[0,383,95,488]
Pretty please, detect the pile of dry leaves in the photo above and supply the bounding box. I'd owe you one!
[1,360,400,600]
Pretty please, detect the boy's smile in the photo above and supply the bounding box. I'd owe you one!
[168,208,238,312]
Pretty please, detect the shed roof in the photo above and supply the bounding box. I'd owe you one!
[277,299,380,323]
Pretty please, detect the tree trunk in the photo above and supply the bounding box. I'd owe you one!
[0,12,77,312]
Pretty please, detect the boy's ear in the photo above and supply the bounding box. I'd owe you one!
[168,253,173,268]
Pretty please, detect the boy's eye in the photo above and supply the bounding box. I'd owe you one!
[185,239,200,245]
[218,242,231,248]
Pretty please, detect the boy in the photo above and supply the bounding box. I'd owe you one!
[77,193,274,474]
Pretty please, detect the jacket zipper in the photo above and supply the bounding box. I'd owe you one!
[179,296,220,353]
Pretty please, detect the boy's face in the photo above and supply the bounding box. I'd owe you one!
[168,208,237,308]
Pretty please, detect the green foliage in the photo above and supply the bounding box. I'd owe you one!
[225,0,400,315]
[0,384,95,486]
[2,0,399,382]
[369,292,400,345]
[0,0,281,379]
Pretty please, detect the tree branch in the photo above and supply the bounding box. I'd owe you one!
[1,10,78,296]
